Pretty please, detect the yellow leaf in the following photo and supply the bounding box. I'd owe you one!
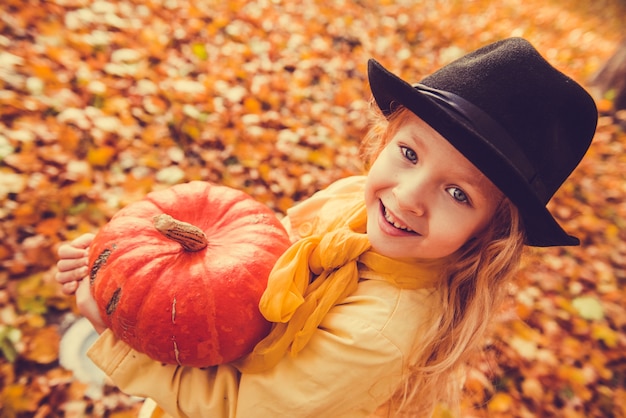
[258,163,272,181]
[307,150,333,168]
[432,403,455,418]
[605,224,619,239]
[572,296,604,320]
[191,43,208,60]
[487,392,513,413]
[2,384,30,412]
[1,382,45,413]
[591,323,618,347]
[87,146,116,167]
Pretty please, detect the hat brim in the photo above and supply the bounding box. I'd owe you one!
[367,59,579,247]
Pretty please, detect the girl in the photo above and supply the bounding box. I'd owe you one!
[56,38,597,417]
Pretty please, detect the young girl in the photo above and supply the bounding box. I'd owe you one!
[56,38,597,417]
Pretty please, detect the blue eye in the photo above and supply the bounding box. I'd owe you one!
[400,146,417,163]
[447,187,469,204]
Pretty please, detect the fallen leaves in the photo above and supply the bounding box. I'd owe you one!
[1,0,626,416]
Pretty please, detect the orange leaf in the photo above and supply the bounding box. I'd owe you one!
[35,218,64,238]
[87,146,116,167]
[243,97,262,113]
[23,326,60,364]
[487,392,513,413]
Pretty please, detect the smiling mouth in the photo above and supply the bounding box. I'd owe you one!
[381,202,418,234]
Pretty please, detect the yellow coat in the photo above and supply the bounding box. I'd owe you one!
[88,176,442,417]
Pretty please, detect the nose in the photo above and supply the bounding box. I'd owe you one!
[392,173,428,217]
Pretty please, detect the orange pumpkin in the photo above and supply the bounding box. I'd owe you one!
[88,181,291,367]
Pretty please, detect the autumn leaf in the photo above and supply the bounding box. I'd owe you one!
[22,326,60,365]
[1,382,47,415]
[0,325,21,363]
[572,296,605,320]
[487,392,513,413]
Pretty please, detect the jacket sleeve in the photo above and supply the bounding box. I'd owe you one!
[87,278,431,418]
[87,332,241,417]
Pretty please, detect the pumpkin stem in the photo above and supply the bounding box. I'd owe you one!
[153,214,208,252]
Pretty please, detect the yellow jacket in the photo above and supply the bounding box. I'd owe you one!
[88,176,441,417]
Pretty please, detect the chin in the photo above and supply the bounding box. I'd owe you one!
[367,236,413,259]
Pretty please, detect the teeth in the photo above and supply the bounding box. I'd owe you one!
[383,207,414,232]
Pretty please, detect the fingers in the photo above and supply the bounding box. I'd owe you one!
[57,244,86,260]
[61,280,80,295]
[72,233,95,249]
[57,233,95,259]
[57,257,88,273]
[56,233,95,293]
[55,265,88,284]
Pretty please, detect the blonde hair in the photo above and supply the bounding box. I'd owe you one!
[361,104,526,417]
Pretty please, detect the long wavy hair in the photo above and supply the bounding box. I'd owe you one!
[361,105,526,417]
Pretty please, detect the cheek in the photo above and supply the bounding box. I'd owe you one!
[364,176,380,211]
[364,159,387,201]
[454,216,491,247]
[368,150,396,181]
[435,211,478,247]
[469,205,499,239]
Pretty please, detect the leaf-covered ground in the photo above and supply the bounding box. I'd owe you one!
[1,0,625,416]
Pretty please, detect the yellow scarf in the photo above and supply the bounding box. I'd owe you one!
[234,196,444,373]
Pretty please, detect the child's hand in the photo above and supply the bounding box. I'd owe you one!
[56,233,107,334]
[56,233,94,295]
[75,276,108,334]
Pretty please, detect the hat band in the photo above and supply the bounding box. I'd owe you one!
[412,84,549,201]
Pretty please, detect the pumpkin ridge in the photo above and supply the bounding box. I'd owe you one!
[203,188,251,229]
[208,212,287,242]
[134,256,219,361]
[99,252,174,322]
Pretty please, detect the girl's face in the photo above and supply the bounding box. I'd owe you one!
[365,112,503,260]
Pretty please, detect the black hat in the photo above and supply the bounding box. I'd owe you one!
[368,37,598,247]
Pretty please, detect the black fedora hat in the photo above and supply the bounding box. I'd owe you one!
[368,37,598,247]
